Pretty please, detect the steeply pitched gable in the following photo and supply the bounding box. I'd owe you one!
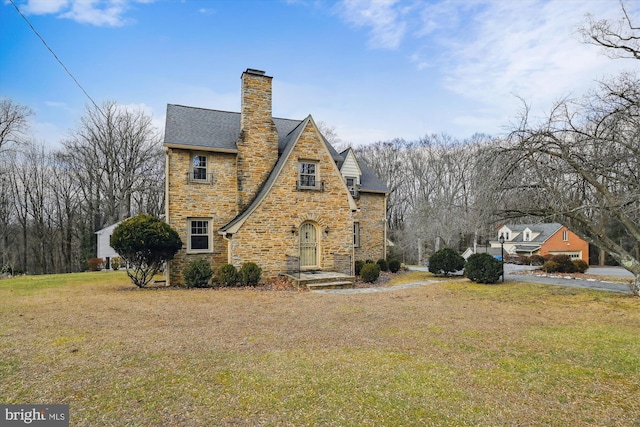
[220,115,357,235]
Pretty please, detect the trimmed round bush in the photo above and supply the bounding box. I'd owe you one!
[465,253,503,284]
[542,260,560,273]
[572,259,589,273]
[388,259,401,273]
[355,260,365,276]
[183,258,213,288]
[550,254,577,273]
[361,263,381,283]
[110,214,182,288]
[239,262,262,287]
[529,255,546,266]
[217,263,239,287]
[428,248,465,276]
[376,259,389,272]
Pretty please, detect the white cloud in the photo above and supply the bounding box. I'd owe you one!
[23,0,69,14]
[21,0,155,27]
[198,7,215,16]
[398,0,638,135]
[337,0,408,49]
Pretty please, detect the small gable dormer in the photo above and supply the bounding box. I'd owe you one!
[339,148,362,198]
[498,225,512,241]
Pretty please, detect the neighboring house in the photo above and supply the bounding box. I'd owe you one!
[163,68,388,285]
[486,223,589,263]
[95,221,122,269]
[462,245,503,260]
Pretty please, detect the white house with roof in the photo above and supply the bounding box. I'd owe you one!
[95,221,122,269]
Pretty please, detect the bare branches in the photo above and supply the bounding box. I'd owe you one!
[0,97,33,154]
[579,1,640,60]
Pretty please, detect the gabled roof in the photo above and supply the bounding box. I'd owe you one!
[335,148,388,194]
[164,104,389,194]
[219,116,358,235]
[163,104,301,153]
[505,223,563,243]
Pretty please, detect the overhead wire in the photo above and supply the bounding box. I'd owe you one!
[8,0,106,119]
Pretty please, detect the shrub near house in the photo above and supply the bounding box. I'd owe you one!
[429,248,465,276]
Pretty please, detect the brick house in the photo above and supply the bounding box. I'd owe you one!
[491,223,589,263]
[163,69,388,285]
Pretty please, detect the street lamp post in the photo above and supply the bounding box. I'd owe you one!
[498,235,505,282]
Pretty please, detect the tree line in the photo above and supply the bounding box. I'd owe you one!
[1,3,637,293]
[0,100,164,274]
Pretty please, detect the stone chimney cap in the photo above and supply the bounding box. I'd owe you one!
[245,68,266,76]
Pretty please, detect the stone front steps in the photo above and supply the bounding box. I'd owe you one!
[283,271,355,290]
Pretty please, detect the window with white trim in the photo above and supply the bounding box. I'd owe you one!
[188,218,211,252]
[298,161,317,188]
[562,230,569,241]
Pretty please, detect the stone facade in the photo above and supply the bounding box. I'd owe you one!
[166,149,237,285]
[164,69,388,285]
[237,69,279,210]
[228,120,354,277]
[354,192,387,262]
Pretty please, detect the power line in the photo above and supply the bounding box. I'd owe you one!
[9,0,106,119]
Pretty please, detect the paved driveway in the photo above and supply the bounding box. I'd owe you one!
[505,264,632,294]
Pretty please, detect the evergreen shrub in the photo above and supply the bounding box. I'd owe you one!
[388,259,401,273]
[465,253,502,284]
[183,258,213,288]
[361,263,381,283]
[217,264,239,287]
[239,262,262,286]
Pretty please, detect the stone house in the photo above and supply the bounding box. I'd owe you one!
[163,69,388,285]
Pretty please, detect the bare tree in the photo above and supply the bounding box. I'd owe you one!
[496,72,640,294]
[580,0,639,60]
[62,101,163,258]
[0,97,33,155]
[491,3,640,295]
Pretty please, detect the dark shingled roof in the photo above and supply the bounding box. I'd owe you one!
[163,104,388,194]
[164,104,301,152]
[507,223,563,243]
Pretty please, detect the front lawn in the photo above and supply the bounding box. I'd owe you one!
[1,271,638,426]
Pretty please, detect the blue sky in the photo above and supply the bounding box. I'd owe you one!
[1,0,637,148]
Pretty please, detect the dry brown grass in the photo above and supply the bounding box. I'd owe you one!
[1,271,639,426]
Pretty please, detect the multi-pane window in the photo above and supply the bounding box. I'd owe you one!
[346,177,357,197]
[299,162,317,188]
[353,221,360,247]
[562,230,569,241]
[188,219,210,252]
[192,155,207,181]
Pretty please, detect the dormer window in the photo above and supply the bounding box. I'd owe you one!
[524,231,530,241]
[346,177,358,198]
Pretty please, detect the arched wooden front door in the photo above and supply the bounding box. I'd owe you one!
[299,222,318,269]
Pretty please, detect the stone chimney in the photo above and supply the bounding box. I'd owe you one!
[237,68,279,210]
